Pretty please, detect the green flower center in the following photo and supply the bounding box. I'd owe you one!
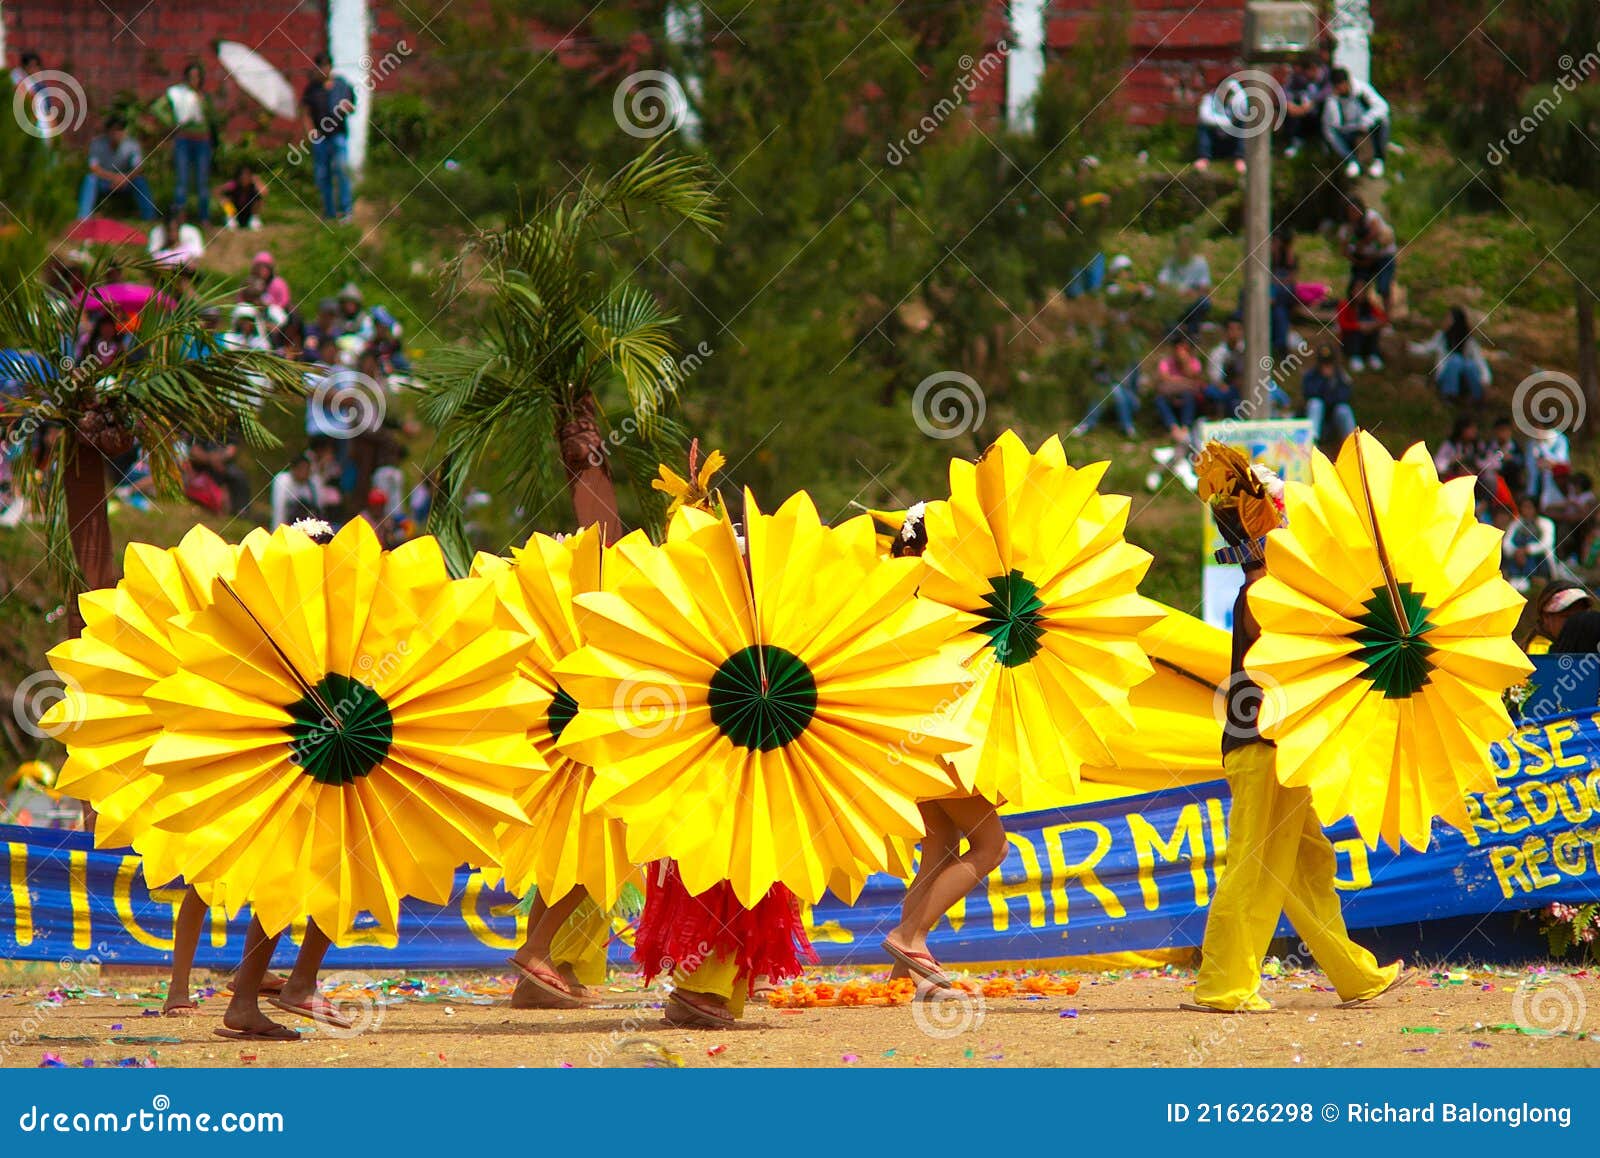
[707,644,817,751]
[1351,582,1436,699]
[548,685,579,743]
[973,570,1045,668]
[284,673,393,785]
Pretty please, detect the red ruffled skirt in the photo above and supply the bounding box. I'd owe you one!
[634,860,817,985]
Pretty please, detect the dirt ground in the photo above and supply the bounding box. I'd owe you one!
[4,965,1598,1069]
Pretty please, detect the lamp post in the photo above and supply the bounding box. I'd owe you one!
[1240,2,1319,418]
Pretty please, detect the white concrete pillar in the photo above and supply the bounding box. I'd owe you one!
[1329,0,1372,86]
[328,0,371,176]
[1006,0,1047,133]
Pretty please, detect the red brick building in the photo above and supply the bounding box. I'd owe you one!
[0,0,1250,146]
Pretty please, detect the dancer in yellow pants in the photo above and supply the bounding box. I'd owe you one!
[1188,445,1404,1012]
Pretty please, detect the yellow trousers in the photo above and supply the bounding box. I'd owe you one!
[1193,743,1397,1011]
[549,896,611,989]
[675,953,748,1018]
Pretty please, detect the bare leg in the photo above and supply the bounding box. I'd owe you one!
[510,890,591,1007]
[889,802,960,979]
[276,919,333,1011]
[222,917,289,1035]
[163,888,207,1014]
[890,795,1006,955]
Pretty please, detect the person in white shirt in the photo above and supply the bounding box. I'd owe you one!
[156,62,217,222]
[1323,67,1391,179]
[148,205,204,266]
[1194,73,1248,173]
[269,454,323,529]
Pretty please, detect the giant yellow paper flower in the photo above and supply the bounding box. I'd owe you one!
[917,430,1164,807]
[42,526,247,887]
[129,519,542,944]
[472,525,633,908]
[1248,431,1532,850]
[555,492,978,906]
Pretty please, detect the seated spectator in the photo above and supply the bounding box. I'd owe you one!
[77,309,129,367]
[1528,580,1594,654]
[1071,364,1141,440]
[187,429,250,517]
[221,304,271,352]
[1204,315,1245,419]
[304,297,343,362]
[1503,494,1556,592]
[216,162,267,230]
[336,282,369,338]
[148,205,204,267]
[1156,229,1212,335]
[1336,274,1387,372]
[366,306,410,373]
[1281,58,1328,157]
[1526,421,1572,509]
[1408,306,1490,403]
[1340,197,1398,314]
[1485,417,1526,482]
[1323,67,1391,179]
[273,312,308,361]
[249,252,292,313]
[1153,333,1206,442]
[307,434,346,511]
[77,115,157,221]
[1194,72,1247,174]
[1434,416,1485,482]
[1544,470,1597,555]
[269,453,324,529]
[1301,345,1356,446]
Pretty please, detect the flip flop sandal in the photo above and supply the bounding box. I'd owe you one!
[1179,1002,1273,1014]
[507,958,586,1009]
[882,939,954,988]
[162,1003,200,1017]
[268,995,354,1030]
[213,1026,302,1042]
[665,990,736,1028]
[1337,966,1416,1009]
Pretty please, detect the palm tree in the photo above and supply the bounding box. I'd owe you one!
[0,255,307,624]
[418,141,719,567]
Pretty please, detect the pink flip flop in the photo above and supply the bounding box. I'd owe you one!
[882,939,954,988]
[268,994,354,1030]
[213,1025,302,1042]
[507,958,586,1009]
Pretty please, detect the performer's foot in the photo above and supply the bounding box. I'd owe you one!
[1337,962,1413,1008]
[218,1006,300,1040]
[664,989,736,1028]
[510,976,585,1010]
[1180,993,1274,1014]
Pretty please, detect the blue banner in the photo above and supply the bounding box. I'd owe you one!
[5,686,1599,971]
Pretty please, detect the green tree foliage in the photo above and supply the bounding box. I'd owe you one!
[380,0,1125,525]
